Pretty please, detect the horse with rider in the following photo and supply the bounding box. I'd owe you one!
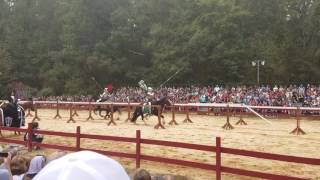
[131,80,172,124]
[0,92,28,135]
[94,84,122,119]
[94,80,172,124]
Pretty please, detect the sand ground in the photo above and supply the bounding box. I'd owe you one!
[1,109,320,180]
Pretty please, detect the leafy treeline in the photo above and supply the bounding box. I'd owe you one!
[0,0,319,96]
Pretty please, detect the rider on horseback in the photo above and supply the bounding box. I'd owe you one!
[97,85,113,102]
[139,80,155,114]
[1,91,25,128]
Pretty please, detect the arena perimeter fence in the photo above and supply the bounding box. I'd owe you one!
[19,101,320,133]
[0,124,319,180]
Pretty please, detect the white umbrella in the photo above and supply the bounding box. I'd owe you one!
[34,151,130,180]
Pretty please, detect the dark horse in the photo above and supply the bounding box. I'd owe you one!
[0,101,25,135]
[131,97,172,124]
[94,98,122,119]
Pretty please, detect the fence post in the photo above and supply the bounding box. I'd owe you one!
[67,103,76,123]
[216,137,221,180]
[72,104,79,117]
[32,104,40,122]
[169,106,178,125]
[290,107,306,135]
[26,107,33,117]
[54,100,62,119]
[27,123,33,152]
[107,104,116,126]
[183,106,193,123]
[87,101,94,121]
[136,130,141,169]
[236,107,247,125]
[222,104,234,130]
[76,126,81,151]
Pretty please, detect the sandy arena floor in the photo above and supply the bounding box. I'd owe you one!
[2,109,320,180]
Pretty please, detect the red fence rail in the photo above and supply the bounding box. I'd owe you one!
[20,100,320,121]
[0,124,318,179]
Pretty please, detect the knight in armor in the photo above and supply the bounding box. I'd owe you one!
[3,91,24,127]
[146,87,155,102]
[97,87,112,102]
[8,91,17,105]
[138,80,155,114]
[8,91,19,109]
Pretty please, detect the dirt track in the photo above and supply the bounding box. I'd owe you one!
[2,109,320,180]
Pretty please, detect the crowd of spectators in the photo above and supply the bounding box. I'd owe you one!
[0,148,165,180]
[0,121,158,180]
[31,84,320,107]
[33,95,93,102]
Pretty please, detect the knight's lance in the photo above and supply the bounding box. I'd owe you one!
[160,67,183,88]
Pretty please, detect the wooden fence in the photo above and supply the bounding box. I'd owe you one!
[0,124,319,180]
[20,101,320,134]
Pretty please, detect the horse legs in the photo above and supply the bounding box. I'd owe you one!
[161,115,165,125]
[100,110,105,118]
[109,109,120,121]
[131,109,139,123]
[98,107,109,118]
[141,114,149,125]
[116,109,121,120]
[93,108,98,115]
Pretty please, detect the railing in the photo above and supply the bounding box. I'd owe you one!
[0,124,319,180]
[19,101,320,133]
[19,100,320,120]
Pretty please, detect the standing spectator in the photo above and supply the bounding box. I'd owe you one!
[24,155,46,179]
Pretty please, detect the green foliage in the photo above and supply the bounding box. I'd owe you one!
[0,0,319,96]
[37,87,55,97]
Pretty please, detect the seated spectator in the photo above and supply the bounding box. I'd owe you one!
[24,155,46,179]
[133,169,151,180]
[0,152,13,180]
[24,122,44,150]
[33,151,129,180]
[10,155,28,180]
